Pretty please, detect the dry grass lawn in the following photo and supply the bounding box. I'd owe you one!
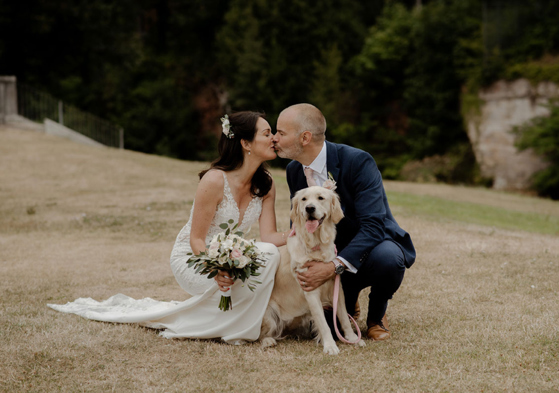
[1,125,558,392]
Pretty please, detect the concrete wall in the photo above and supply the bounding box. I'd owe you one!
[6,114,45,132]
[0,76,18,124]
[44,118,105,147]
[465,78,556,190]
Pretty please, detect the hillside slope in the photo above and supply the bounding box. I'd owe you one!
[1,125,558,392]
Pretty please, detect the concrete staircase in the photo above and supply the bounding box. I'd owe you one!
[1,76,116,148]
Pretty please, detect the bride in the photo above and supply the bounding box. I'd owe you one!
[48,111,289,344]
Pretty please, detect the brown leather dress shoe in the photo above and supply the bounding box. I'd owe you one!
[367,315,390,341]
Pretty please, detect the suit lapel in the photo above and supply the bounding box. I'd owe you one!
[326,141,346,212]
[326,141,340,182]
[292,161,307,191]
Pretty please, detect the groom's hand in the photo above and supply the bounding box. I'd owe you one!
[297,261,336,292]
[215,270,235,292]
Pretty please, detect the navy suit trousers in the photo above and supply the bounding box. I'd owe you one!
[341,240,406,323]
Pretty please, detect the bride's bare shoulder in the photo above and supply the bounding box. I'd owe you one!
[198,169,225,191]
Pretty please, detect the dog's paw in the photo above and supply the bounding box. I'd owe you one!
[344,333,366,347]
[261,337,277,348]
[323,342,340,355]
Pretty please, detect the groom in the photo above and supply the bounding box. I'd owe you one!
[272,103,416,340]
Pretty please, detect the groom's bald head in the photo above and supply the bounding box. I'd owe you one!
[280,103,326,143]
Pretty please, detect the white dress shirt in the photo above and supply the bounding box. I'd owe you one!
[303,142,328,186]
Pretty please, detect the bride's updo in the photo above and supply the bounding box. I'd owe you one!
[199,111,273,198]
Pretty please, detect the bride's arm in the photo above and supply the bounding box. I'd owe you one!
[259,180,289,246]
[189,170,224,254]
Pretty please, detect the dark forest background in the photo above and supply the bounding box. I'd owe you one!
[1,0,558,190]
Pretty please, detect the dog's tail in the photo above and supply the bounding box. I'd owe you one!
[260,301,285,342]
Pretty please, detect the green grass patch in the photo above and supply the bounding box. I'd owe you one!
[388,191,559,236]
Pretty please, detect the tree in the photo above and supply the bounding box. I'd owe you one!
[514,102,559,199]
[217,0,372,117]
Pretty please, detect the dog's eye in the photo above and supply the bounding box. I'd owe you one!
[318,196,324,200]
[302,197,307,201]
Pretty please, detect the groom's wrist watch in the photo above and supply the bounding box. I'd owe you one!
[332,258,345,275]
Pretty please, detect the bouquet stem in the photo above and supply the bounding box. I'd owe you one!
[219,294,232,311]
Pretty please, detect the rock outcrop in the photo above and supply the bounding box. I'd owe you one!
[465,78,556,190]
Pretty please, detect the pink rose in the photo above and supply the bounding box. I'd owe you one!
[230,248,243,259]
[323,179,337,191]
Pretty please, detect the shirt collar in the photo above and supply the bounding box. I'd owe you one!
[305,142,327,174]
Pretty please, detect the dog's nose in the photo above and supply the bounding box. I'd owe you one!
[305,205,315,214]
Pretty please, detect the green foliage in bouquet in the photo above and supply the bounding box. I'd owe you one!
[186,220,267,310]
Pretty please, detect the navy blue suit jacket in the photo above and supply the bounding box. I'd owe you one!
[286,141,416,270]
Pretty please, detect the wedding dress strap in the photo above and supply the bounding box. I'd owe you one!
[222,172,233,200]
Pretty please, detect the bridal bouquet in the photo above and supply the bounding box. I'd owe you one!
[186,220,266,311]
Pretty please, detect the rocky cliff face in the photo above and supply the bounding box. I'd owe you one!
[465,79,556,190]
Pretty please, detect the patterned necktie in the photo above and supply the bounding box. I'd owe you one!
[304,167,317,187]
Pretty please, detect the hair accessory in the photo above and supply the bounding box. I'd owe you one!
[221,114,234,139]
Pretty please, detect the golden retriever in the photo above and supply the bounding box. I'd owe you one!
[260,186,365,355]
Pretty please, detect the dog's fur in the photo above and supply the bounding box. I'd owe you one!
[260,186,365,354]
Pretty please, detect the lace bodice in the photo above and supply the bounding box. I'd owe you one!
[206,173,262,238]
[170,172,263,295]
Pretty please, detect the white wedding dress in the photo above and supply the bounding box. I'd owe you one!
[48,173,280,344]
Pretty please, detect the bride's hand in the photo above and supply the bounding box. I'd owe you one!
[215,270,235,292]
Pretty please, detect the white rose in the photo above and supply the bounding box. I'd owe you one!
[236,255,251,268]
[218,254,230,266]
[230,234,243,244]
[221,238,234,250]
[208,242,220,258]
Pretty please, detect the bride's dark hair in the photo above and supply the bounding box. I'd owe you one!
[199,111,273,198]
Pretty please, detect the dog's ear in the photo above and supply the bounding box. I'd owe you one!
[319,220,333,244]
[290,193,300,225]
[331,193,344,224]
